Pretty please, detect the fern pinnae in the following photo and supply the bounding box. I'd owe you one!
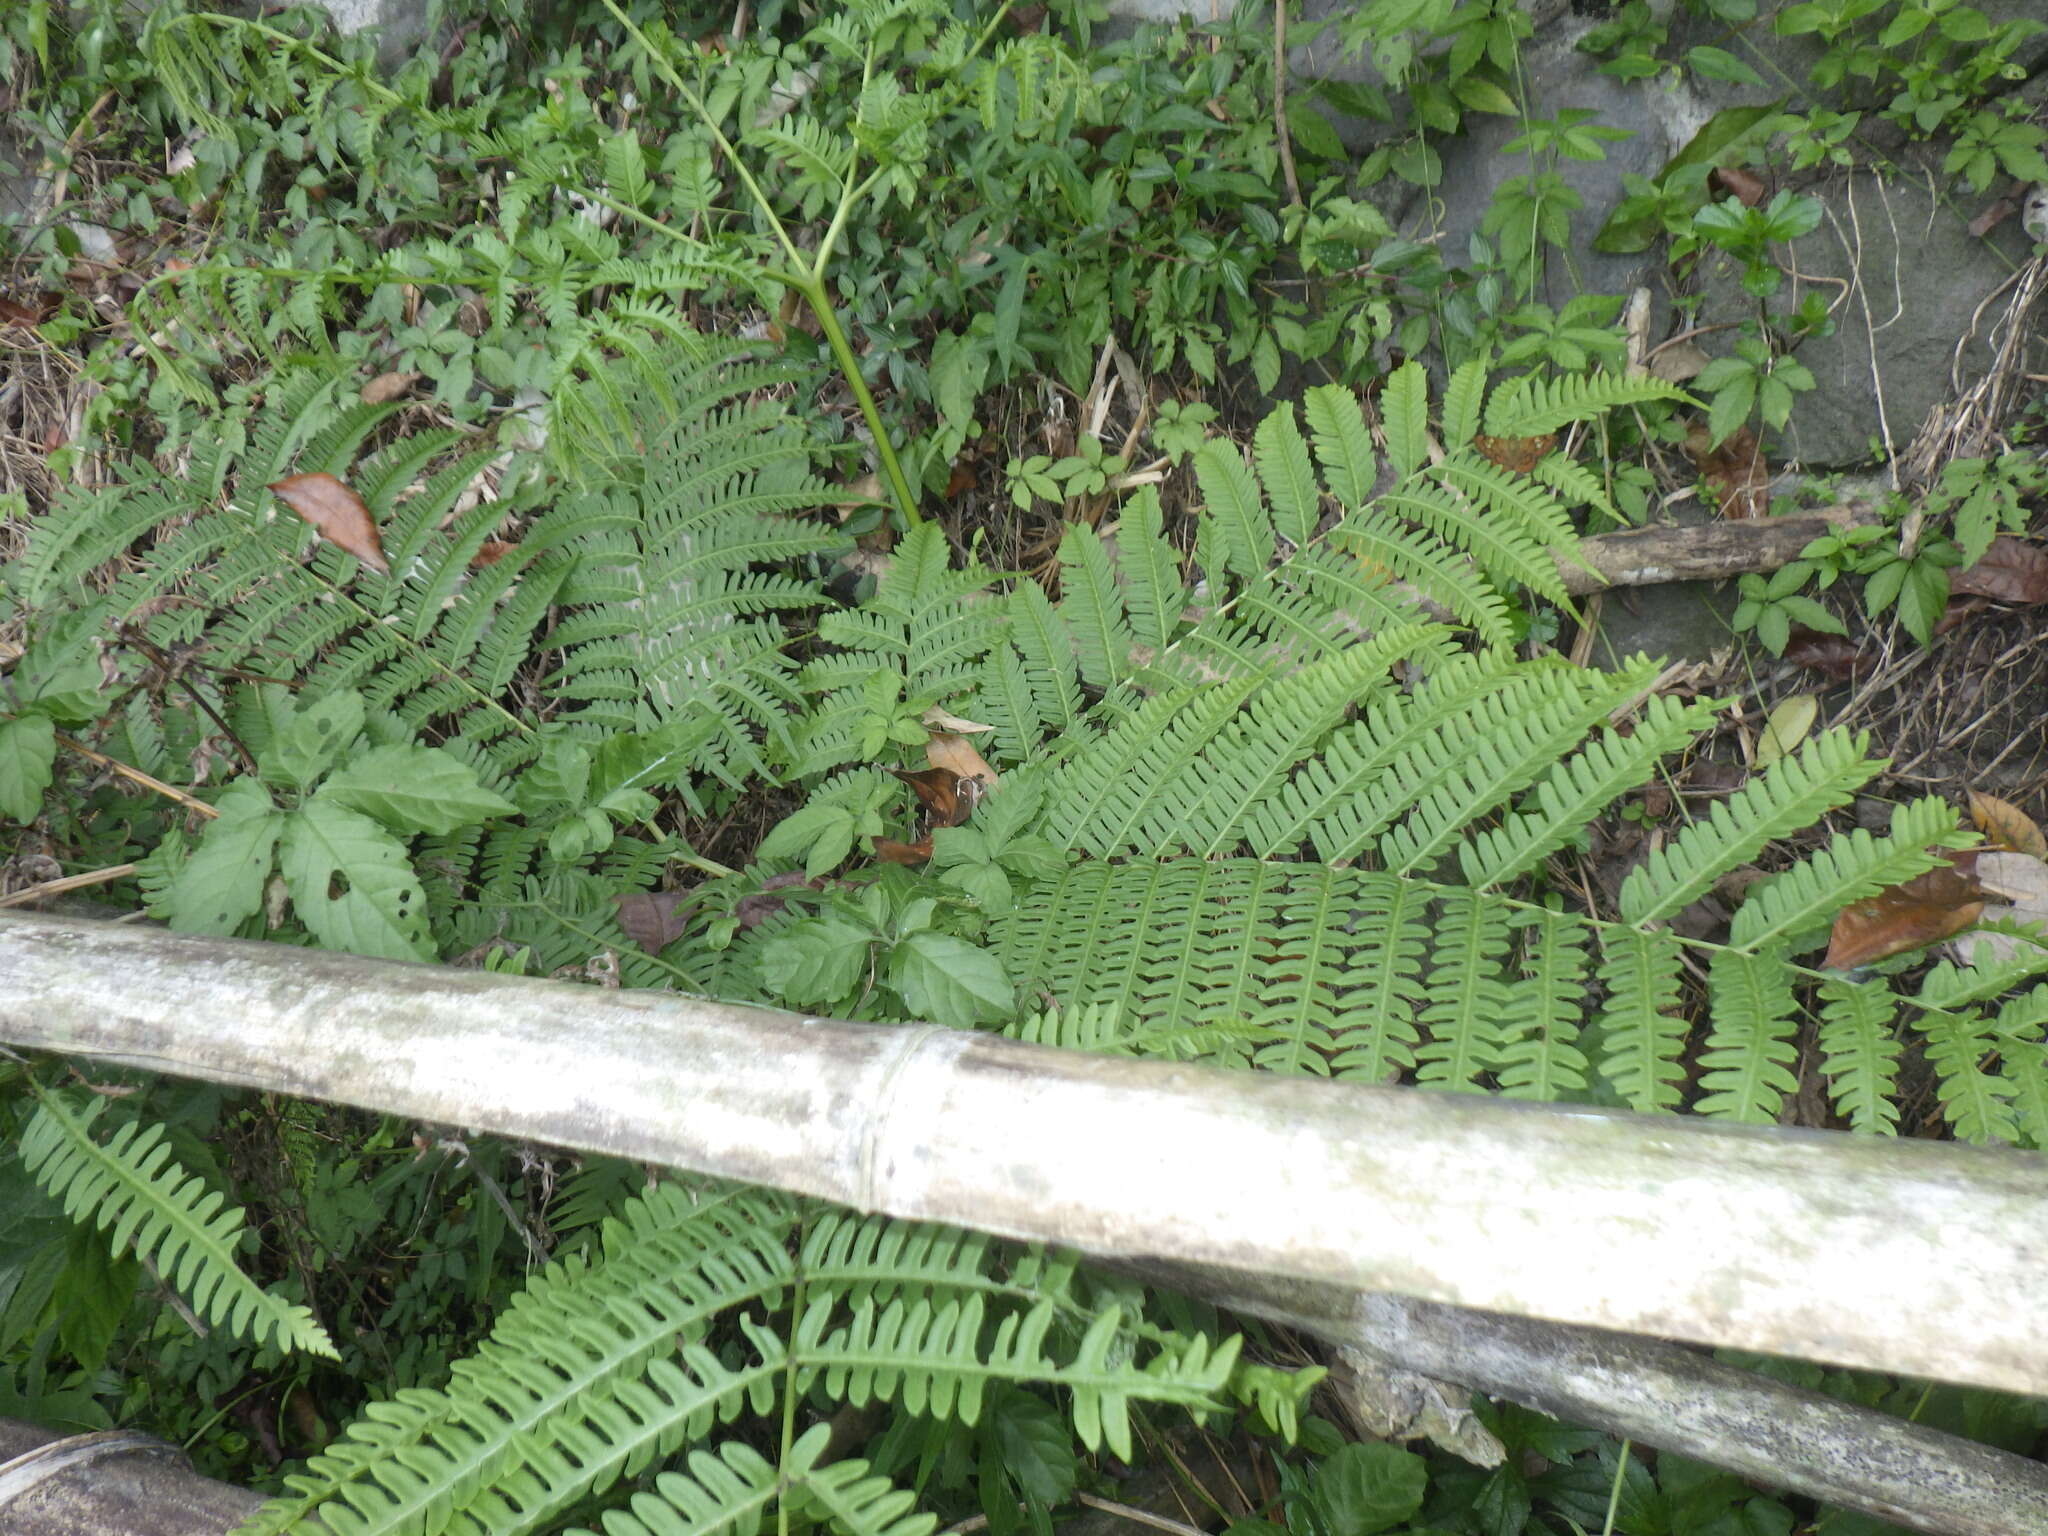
[1696,947,1800,1123]
[1326,509,1514,643]
[562,1439,781,1536]
[1190,438,1276,582]
[1048,675,1262,855]
[1301,383,1381,508]
[1328,876,1431,1083]
[1252,402,1322,549]
[1114,486,1192,657]
[1914,1008,2022,1145]
[1056,521,1136,689]
[1415,888,1514,1092]
[1595,926,1688,1112]
[1375,480,1570,607]
[1817,977,1902,1134]
[1480,370,1690,439]
[1619,728,1881,925]
[1378,658,1663,876]
[1380,360,1432,480]
[1439,359,1489,448]
[20,1089,337,1359]
[1458,691,1712,888]
[1494,910,1592,1102]
[1728,796,1971,954]
[1006,580,1085,740]
[1432,449,1580,557]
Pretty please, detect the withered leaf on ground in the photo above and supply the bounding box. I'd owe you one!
[268,473,390,573]
[873,835,934,865]
[1950,535,2048,605]
[924,731,998,787]
[1782,627,1869,681]
[1823,850,1984,971]
[615,890,695,953]
[359,370,421,405]
[1967,790,2048,859]
[1709,166,1767,207]
[1682,422,1770,520]
[1472,433,1556,474]
[1955,851,2048,969]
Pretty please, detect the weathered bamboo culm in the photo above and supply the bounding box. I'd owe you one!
[5,911,2047,1536]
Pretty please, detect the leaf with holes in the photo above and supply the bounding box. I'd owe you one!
[278,801,434,961]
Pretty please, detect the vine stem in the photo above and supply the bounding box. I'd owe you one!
[596,0,925,529]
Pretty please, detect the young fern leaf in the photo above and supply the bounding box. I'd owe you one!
[564,1439,781,1536]
[1914,1008,2021,1146]
[1619,729,1880,925]
[1817,977,1902,1135]
[1415,888,1514,1092]
[1381,360,1431,479]
[1459,691,1712,888]
[20,1091,336,1359]
[1697,947,1800,1123]
[1301,383,1381,508]
[1190,439,1275,582]
[1253,403,1321,549]
[1595,927,1688,1112]
[782,1437,938,1536]
[1495,910,1592,1102]
[1729,796,1972,954]
[1440,359,1488,448]
[1482,371,1691,438]
[1055,522,1135,689]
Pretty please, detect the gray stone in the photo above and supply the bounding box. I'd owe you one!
[315,0,434,69]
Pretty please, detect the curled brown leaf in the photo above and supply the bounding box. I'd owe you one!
[268,473,390,573]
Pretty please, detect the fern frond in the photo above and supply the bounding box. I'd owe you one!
[1481,371,1690,439]
[1252,403,1321,549]
[1440,359,1488,448]
[1057,522,1138,689]
[1594,927,1688,1112]
[1380,361,1431,479]
[1115,486,1191,658]
[1729,796,1971,954]
[1696,947,1799,1122]
[1459,691,1713,888]
[1415,889,1514,1092]
[1495,910,1592,1101]
[1191,440,1276,582]
[20,1091,336,1358]
[1914,1008,2021,1145]
[1817,977,1901,1134]
[1619,729,1880,925]
[562,1439,780,1536]
[237,1183,797,1536]
[1301,384,1381,508]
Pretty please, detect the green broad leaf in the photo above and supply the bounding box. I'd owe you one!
[318,744,517,835]
[153,780,283,936]
[263,690,366,791]
[1683,46,1763,85]
[887,932,1012,1025]
[988,1387,1076,1506]
[1283,98,1346,160]
[0,713,57,823]
[278,801,434,961]
[1313,1441,1428,1536]
[760,919,873,1008]
[939,860,1014,914]
[1705,373,1755,448]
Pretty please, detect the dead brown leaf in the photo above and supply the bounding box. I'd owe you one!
[873,835,934,865]
[1950,536,2048,605]
[1708,166,1767,207]
[268,473,390,573]
[615,890,695,953]
[925,731,998,787]
[1782,627,1870,681]
[359,370,421,405]
[1472,433,1556,474]
[1683,422,1770,520]
[1968,790,2048,859]
[1823,851,1984,970]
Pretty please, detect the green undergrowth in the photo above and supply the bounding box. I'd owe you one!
[3,0,2047,1532]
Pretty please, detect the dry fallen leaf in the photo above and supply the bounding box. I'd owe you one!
[921,706,995,734]
[892,766,974,829]
[268,473,390,573]
[360,370,421,405]
[1968,790,2048,859]
[1950,536,2048,606]
[925,731,998,787]
[1683,422,1771,520]
[1648,340,1712,383]
[1824,851,1984,971]
[614,890,695,953]
[873,835,934,865]
[1708,165,1767,207]
[1954,850,2048,969]
[1757,694,1818,768]
[1782,628,1869,681]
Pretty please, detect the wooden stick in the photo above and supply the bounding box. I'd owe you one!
[1563,503,1883,596]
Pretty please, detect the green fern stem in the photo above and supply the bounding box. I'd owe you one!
[594,0,924,531]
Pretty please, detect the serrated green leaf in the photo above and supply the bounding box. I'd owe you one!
[888,932,1012,1025]
[152,779,283,936]
[318,744,517,835]
[761,919,873,1008]
[278,801,433,961]
[263,690,366,791]
[0,713,57,823]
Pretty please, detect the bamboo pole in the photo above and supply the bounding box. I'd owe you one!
[3,911,2046,1399]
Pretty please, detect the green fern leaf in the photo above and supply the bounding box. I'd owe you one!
[1415,889,1514,1091]
[1440,359,1488,448]
[1191,440,1275,582]
[1816,977,1901,1134]
[1495,910,1592,1101]
[1301,384,1380,508]
[1595,927,1688,1112]
[21,1091,336,1359]
[1696,947,1800,1122]
[562,1439,780,1536]
[1729,796,1971,954]
[1055,522,1134,689]
[1253,402,1321,549]
[1619,728,1880,925]
[1915,1008,2021,1145]
[1381,360,1431,479]
[1481,371,1690,438]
